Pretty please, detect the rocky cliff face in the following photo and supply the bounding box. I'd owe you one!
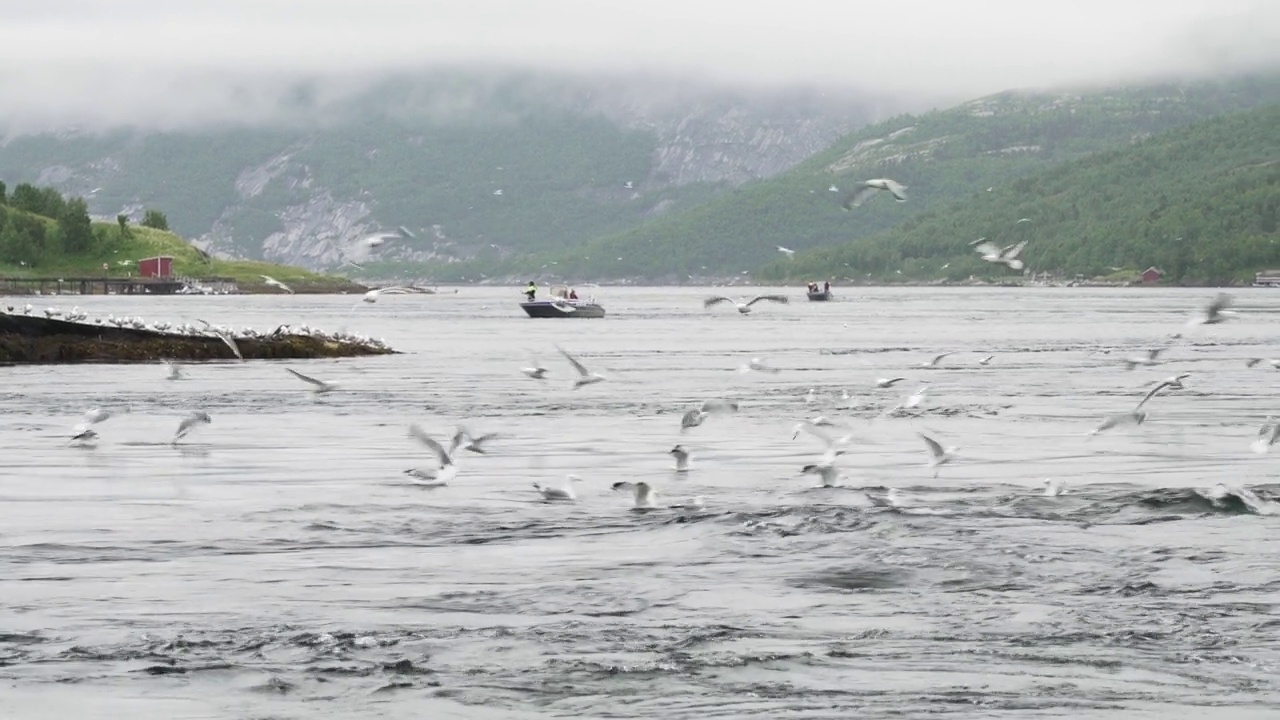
[0,71,884,271]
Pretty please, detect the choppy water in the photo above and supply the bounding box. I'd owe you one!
[3,286,1280,719]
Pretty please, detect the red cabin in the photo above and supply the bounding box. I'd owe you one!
[1141,266,1164,284]
[138,256,174,279]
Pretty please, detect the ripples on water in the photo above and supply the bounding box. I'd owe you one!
[3,287,1280,719]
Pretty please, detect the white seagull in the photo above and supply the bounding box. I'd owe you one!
[68,427,98,446]
[1251,417,1280,454]
[1043,478,1068,497]
[918,433,957,477]
[286,367,339,394]
[197,319,244,361]
[875,377,906,388]
[1136,373,1189,409]
[738,357,781,374]
[556,345,606,389]
[704,294,790,314]
[1121,349,1163,370]
[680,398,739,432]
[259,275,294,294]
[971,239,1028,271]
[533,475,583,501]
[978,355,994,366]
[611,480,657,509]
[1088,410,1147,437]
[163,360,184,380]
[777,246,796,257]
[669,445,691,472]
[172,411,212,444]
[1245,357,1280,370]
[919,352,953,368]
[521,357,549,380]
[841,178,908,209]
[361,286,414,304]
[406,424,459,484]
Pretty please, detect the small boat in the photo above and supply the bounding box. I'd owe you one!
[806,284,834,301]
[520,285,606,318]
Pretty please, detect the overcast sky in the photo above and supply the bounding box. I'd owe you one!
[0,0,1276,134]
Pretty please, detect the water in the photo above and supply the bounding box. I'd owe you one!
[3,286,1280,719]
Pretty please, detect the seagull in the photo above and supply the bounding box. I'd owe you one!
[704,294,789,314]
[669,445,691,472]
[364,233,397,248]
[82,407,123,425]
[611,480,657,509]
[978,355,994,366]
[777,246,796,257]
[556,345,606,389]
[407,424,459,484]
[259,275,294,294]
[1121,349,1163,370]
[402,468,449,487]
[918,433,956,478]
[1245,357,1280,369]
[1043,478,1068,496]
[841,178,908,209]
[1136,373,1190,409]
[197,319,244,361]
[919,352,953,368]
[68,427,98,446]
[804,388,816,404]
[972,239,1028,270]
[454,427,499,454]
[738,357,781,374]
[172,411,212,444]
[521,357,549,380]
[533,475,583,501]
[800,460,841,487]
[163,360,184,380]
[875,377,906,388]
[1088,410,1146,436]
[1188,293,1235,326]
[1250,417,1280,454]
[286,367,339,394]
[680,399,738,432]
[361,286,414,304]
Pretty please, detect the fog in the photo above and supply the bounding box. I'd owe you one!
[0,0,1276,135]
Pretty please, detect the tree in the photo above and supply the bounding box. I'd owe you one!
[0,180,6,206]
[59,197,94,253]
[141,209,169,231]
[9,183,42,215]
[117,213,132,239]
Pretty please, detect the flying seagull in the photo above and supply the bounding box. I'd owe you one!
[738,357,782,374]
[556,345,606,389]
[172,411,212,444]
[163,360,184,380]
[918,433,957,477]
[1135,373,1190,409]
[521,356,549,380]
[197,319,243,361]
[972,239,1028,270]
[875,377,907,388]
[362,286,414,304]
[777,246,796,257]
[1121,349,1163,371]
[407,423,459,484]
[841,178,908,209]
[611,480,657,509]
[1250,417,1280,454]
[680,398,739,432]
[704,294,789,314]
[919,352,953,368]
[1088,410,1147,437]
[259,275,294,294]
[286,367,339,394]
[1188,293,1235,326]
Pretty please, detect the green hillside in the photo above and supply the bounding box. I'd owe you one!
[755,104,1280,285]
[514,73,1280,280]
[0,185,359,292]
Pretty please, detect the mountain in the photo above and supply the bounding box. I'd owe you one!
[755,103,1280,285]
[542,72,1280,281]
[0,70,881,272]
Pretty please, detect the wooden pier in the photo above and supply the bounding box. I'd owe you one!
[0,276,239,296]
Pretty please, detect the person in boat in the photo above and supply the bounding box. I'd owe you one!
[524,281,537,301]
[823,281,830,294]
[569,289,579,300]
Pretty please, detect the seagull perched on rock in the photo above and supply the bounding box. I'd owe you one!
[918,433,957,477]
[533,476,583,502]
[669,445,691,472]
[172,411,212,444]
[704,294,789,314]
[971,239,1028,270]
[841,178,908,209]
[286,367,339,394]
[612,481,657,509]
[556,345,606,389]
[259,275,294,294]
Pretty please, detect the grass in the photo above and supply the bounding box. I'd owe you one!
[0,222,366,293]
